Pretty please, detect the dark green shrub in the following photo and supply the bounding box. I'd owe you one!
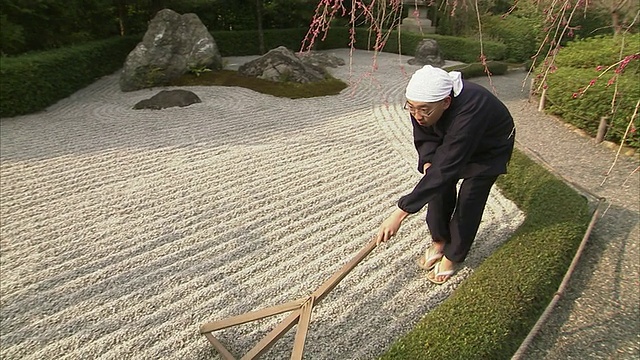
[554,33,640,69]
[542,34,640,149]
[545,67,639,148]
[444,61,509,78]
[482,15,543,63]
[212,28,309,56]
[0,35,140,118]
[394,32,507,63]
[212,27,507,63]
[312,28,507,62]
[0,14,26,55]
[566,8,613,41]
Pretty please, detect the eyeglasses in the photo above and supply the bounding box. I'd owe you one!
[403,101,438,117]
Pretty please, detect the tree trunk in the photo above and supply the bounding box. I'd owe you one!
[116,0,126,36]
[256,0,265,54]
[611,10,621,35]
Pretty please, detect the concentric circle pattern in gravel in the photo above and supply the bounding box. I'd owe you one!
[0,49,524,360]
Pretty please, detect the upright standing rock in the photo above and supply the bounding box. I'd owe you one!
[408,39,445,67]
[120,9,223,92]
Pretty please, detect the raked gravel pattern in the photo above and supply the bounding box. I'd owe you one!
[0,50,524,359]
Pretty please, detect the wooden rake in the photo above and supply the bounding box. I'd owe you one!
[200,237,378,359]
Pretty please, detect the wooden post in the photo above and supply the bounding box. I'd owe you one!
[528,77,536,101]
[538,87,547,112]
[596,116,608,144]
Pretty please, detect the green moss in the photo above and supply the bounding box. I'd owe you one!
[169,70,348,99]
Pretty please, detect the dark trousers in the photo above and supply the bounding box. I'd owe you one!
[425,175,499,263]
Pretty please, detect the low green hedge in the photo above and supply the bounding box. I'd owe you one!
[0,35,140,118]
[213,27,507,63]
[542,34,640,149]
[546,67,639,148]
[552,33,640,69]
[381,149,591,359]
[444,61,509,78]
[356,30,507,63]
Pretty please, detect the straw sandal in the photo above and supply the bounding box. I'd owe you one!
[427,259,457,285]
[416,245,444,271]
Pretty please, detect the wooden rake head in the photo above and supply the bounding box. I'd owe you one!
[200,238,378,360]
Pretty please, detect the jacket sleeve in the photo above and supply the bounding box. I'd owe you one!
[398,101,490,214]
[412,118,441,173]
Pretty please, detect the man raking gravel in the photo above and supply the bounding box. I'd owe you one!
[376,65,516,285]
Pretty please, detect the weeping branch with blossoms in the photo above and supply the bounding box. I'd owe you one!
[301,0,405,54]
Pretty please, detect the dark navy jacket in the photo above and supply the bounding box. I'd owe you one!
[397,81,515,214]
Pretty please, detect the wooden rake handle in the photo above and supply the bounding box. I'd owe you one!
[200,237,379,360]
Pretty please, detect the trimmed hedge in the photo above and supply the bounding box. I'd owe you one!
[546,67,639,148]
[212,27,507,63]
[553,33,640,69]
[381,149,591,359]
[0,35,140,118]
[444,61,509,78]
[542,34,640,149]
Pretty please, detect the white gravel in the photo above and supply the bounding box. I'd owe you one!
[0,49,524,359]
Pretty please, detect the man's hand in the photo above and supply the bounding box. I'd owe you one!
[376,207,409,245]
[423,162,432,174]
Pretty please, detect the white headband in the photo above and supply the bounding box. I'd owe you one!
[405,65,463,102]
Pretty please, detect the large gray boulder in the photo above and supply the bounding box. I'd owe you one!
[408,39,445,67]
[238,46,327,83]
[120,9,222,92]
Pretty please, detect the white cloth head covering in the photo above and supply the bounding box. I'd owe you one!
[405,65,464,102]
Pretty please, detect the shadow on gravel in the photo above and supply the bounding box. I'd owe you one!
[524,203,639,359]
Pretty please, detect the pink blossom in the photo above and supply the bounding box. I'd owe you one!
[589,79,597,86]
[596,65,603,71]
[572,93,579,99]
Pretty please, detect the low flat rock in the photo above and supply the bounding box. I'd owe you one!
[133,90,202,110]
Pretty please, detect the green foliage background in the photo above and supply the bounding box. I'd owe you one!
[0,35,141,118]
[543,34,640,149]
[482,15,543,63]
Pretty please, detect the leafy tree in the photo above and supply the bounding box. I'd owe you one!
[0,0,117,54]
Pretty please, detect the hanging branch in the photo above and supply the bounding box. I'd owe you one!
[601,98,640,186]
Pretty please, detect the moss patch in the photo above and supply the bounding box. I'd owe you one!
[169,70,348,99]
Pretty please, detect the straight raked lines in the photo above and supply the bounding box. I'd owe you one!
[0,51,523,359]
